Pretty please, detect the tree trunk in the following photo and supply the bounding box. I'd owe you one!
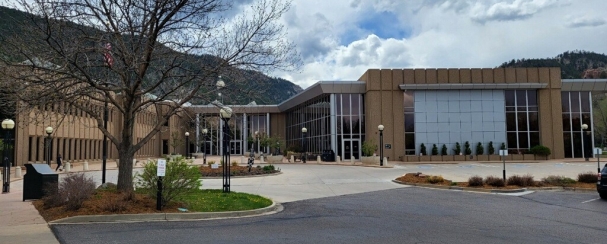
[116,105,136,192]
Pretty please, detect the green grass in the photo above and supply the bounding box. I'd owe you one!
[176,189,272,212]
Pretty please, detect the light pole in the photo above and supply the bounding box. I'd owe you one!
[45,126,53,166]
[378,124,384,166]
[2,119,15,193]
[185,132,190,159]
[220,108,232,193]
[102,93,109,184]
[202,128,208,165]
[216,76,225,104]
[582,123,590,161]
[302,127,307,164]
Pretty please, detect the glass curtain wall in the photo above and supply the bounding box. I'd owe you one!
[199,114,221,155]
[404,91,415,155]
[285,94,331,156]
[505,90,539,153]
[247,114,268,153]
[335,94,365,159]
[562,91,593,158]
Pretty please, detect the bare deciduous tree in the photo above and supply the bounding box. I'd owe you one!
[0,0,299,191]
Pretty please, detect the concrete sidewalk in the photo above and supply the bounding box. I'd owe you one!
[0,156,603,243]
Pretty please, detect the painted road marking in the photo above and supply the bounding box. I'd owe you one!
[581,198,600,204]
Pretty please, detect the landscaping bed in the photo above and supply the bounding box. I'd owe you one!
[199,165,280,177]
[395,173,596,190]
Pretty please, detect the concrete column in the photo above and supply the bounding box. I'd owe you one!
[336,155,341,164]
[195,113,200,153]
[65,162,71,172]
[83,161,89,171]
[317,155,321,164]
[260,156,264,164]
[15,166,22,178]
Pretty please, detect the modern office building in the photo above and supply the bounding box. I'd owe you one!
[7,67,606,166]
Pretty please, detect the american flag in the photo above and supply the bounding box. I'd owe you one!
[103,43,114,67]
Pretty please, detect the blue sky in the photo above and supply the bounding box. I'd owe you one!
[255,0,607,88]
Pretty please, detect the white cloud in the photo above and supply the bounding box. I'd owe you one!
[566,16,606,28]
[469,0,560,24]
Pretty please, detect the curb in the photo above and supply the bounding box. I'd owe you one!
[392,180,596,193]
[201,171,283,179]
[49,201,283,224]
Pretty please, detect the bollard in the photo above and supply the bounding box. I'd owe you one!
[317,155,321,164]
[241,156,245,165]
[15,166,22,178]
[350,157,354,164]
[83,161,89,171]
[116,159,119,168]
[290,155,294,163]
[133,159,137,166]
[260,156,265,164]
[65,162,71,172]
[383,157,388,166]
[336,155,341,164]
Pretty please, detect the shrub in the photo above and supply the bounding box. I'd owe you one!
[577,172,597,183]
[500,143,506,150]
[542,175,576,186]
[476,142,484,155]
[464,141,472,155]
[507,174,535,187]
[420,143,427,155]
[530,145,551,157]
[362,140,378,156]
[207,160,215,166]
[485,176,505,187]
[441,144,448,156]
[262,165,276,171]
[100,193,130,213]
[431,144,438,155]
[135,157,202,207]
[453,142,462,155]
[468,175,484,186]
[488,141,495,155]
[231,161,239,167]
[426,175,444,184]
[41,173,96,211]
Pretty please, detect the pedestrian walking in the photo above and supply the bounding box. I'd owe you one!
[56,154,63,171]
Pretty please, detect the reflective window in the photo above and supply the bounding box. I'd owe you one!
[505,90,539,153]
[285,94,335,156]
[561,91,593,158]
[403,91,415,155]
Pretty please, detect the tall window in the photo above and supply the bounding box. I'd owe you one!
[505,90,539,153]
[562,91,592,158]
[403,91,415,155]
[285,94,332,155]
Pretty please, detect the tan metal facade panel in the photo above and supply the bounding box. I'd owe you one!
[437,69,448,83]
[392,69,404,90]
[448,69,460,83]
[392,90,405,160]
[505,68,516,83]
[403,69,415,84]
[368,69,381,91]
[550,89,564,159]
[426,69,438,84]
[527,68,539,83]
[381,69,393,91]
[492,68,504,83]
[471,69,483,83]
[549,67,561,88]
[460,69,472,83]
[414,69,426,84]
[381,89,394,160]
[516,68,528,82]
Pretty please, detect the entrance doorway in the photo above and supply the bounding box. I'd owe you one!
[230,140,242,155]
[342,139,360,160]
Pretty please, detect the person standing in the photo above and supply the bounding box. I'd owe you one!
[56,154,63,171]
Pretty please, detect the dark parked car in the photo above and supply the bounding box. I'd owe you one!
[598,164,607,199]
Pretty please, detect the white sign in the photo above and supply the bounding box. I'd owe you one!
[594,148,603,155]
[157,159,166,177]
[499,150,508,156]
[211,163,219,169]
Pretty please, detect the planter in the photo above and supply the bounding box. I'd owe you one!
[405,156,419,162]
[523,154,535,160]
[361,156,379,165]
[441,155,453,161]
[476,155,489,162]
[266,155,284,164]
[465,155,476,161]
[430,155,442,161]
[511,154,524,161]
[489,155,501,161]
[419,155,431,162]
[453,155,466,162]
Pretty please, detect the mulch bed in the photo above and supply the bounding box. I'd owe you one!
[33,190,181,222]
[395,173,596,189]
[199,165,279,177]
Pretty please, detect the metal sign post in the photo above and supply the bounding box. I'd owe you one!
[594,148,602,173]
[156,159,166,211]
[499,150,508,182]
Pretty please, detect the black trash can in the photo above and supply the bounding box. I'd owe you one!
[321,150,335,162]
[23,164,58,201]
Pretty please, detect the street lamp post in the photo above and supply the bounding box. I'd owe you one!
[302,127,307,164]
[582,123,590,161]
[45,126,53,166]
[202,128,208,165]
[378,125,384,166]
[220,108,232,193]
[216,76,225,104]
[185,132,190,159]
[2,119,15,193]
